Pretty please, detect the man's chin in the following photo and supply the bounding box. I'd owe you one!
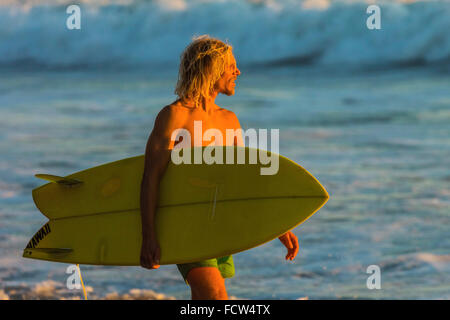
[223,88,235,96]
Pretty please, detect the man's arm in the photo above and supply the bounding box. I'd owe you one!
[140,106,179,269]
[279,232,299,261]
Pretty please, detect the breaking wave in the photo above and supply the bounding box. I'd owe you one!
[0,0,449,69]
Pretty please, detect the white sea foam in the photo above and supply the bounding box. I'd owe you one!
[0,279,248,300]
[415,253,450,271]
[1,279,177,300]
[0,0,448,69]
[0,290,9,300]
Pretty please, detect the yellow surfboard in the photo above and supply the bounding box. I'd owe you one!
[23,147,329,265]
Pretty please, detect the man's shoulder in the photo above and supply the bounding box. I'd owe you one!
[216,106,237,118]
[157,101,190,119]
[153,102,191,130]
[216,106,241,129]
[160,101,185,113]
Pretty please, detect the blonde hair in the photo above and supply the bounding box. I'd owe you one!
[175,35,232,107]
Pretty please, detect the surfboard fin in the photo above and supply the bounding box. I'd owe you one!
[35,174,83,186]
[23,248,73,256]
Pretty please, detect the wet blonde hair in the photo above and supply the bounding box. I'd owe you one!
[175,35,232,107]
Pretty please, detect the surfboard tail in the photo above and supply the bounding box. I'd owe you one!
[33,174,84,219]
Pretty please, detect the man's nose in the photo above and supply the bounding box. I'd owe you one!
[235,67,241,76]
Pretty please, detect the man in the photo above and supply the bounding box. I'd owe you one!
[140,35,299,300]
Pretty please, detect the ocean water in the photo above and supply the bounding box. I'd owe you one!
[1,66,449,300]
[1,0,449,69]
[0,0,449,300]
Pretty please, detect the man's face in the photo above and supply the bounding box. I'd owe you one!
[214,52,241,96]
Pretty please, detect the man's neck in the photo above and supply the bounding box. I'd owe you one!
[184,92,219,114]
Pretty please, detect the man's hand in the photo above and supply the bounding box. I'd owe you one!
[140,237,161,269]
[278,231,299,261]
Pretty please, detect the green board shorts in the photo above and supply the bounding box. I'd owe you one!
[177,255,235,285]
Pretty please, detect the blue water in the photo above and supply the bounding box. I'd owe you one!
[1,65,449,299]
[1,0,449,69]
[0,0,449,300]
